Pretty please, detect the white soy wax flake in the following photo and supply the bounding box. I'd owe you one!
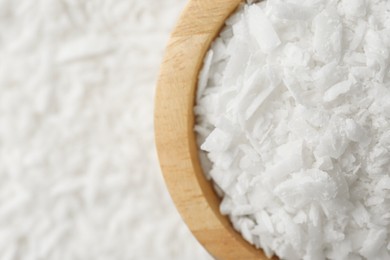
[245,4,281,53]
[345,119,370,146]
[312,8,342,63]
[201,128,233,152]
[195,0,390,259]
[323,79,352,102]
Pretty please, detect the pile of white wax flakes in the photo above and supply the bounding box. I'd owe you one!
[195,0,390,259]
[0,0,212,259]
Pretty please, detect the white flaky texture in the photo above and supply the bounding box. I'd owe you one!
[0,0,212,259]
[196,0,390,259]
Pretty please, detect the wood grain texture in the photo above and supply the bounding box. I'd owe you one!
[155,0,275,259]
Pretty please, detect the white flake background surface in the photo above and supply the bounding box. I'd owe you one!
[0,0,212,259]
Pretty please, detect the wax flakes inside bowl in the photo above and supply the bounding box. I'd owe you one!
[195,0,390,259]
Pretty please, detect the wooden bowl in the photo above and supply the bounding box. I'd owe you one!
[155,0,274,259]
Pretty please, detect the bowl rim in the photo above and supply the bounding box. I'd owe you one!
[154,0,271,259]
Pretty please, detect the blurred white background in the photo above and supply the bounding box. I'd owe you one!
[0,0,212,259]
